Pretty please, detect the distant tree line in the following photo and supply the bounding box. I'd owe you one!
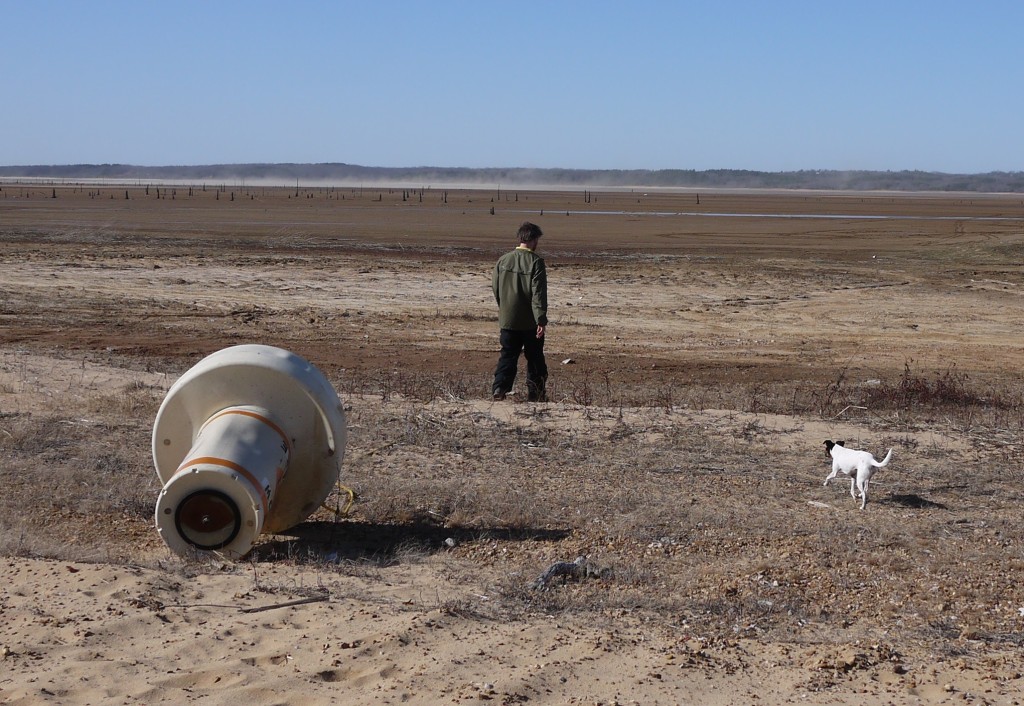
[2,163,1023,193]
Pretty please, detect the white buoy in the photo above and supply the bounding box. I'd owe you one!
[152,345,346,558]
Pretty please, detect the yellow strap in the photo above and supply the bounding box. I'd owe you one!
[321,482,356,517]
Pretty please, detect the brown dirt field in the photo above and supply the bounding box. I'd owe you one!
[2,183,1024,704]
[4,185,1024,389]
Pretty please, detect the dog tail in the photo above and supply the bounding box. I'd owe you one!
[872,448,893,468]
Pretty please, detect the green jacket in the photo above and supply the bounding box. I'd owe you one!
[492,245,548,330]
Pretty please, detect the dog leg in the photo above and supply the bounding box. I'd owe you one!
[856,471,872,510]
[823,468,838,487]
[849,477,857,500]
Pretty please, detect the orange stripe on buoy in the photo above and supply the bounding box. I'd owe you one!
[207,408,292,454]
[176,456,269,514]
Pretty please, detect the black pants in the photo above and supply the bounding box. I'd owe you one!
[493,328,547,400]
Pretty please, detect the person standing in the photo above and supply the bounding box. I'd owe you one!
[492,222,548,402]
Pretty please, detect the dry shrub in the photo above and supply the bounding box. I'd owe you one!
[865,362,1024,429]
[810,361,1024,430]
[338,368,485,403]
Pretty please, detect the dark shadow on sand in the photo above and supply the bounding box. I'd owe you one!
[249,519,571,564]
[881,493,948,510]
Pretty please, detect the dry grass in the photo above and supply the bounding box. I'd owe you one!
[0,415,157,558]
[3,338,1024,658]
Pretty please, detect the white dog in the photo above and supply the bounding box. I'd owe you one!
[823,440,893,509]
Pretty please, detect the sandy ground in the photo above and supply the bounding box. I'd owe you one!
[3,185,1024,704]
[5,553,1020,706]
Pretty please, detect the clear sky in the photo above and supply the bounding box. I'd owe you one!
[2,1,1021,173]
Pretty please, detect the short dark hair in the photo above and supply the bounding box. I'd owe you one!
[517,222,543,242]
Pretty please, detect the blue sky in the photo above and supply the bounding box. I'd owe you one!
[2,1,1021,173]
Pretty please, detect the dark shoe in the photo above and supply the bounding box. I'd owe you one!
[527,392,547,403]
[492,391,506,401]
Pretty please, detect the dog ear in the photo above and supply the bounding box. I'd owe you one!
[837,440,845,447]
